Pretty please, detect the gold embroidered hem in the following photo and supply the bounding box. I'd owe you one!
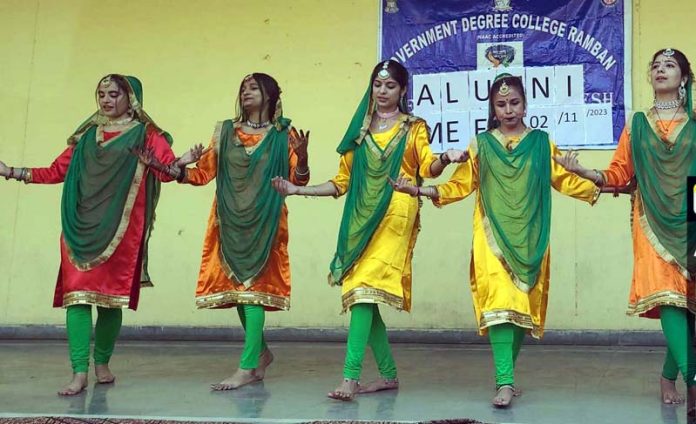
[65,162,146,271]
[63,291,131,308]
[479,309,543,339]
[196,290,290,310]
[626,290,696,316]
[211,121,224,152]
[341,287,404,313]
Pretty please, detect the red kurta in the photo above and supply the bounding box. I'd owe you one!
[29,127,175,310]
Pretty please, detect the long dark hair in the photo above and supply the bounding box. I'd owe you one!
[370,60,409,112]
[486,75,527,131]
[235,73,281,123]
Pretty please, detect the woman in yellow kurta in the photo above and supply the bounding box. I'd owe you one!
[556,48,696,410]
[272,60,458,401]
[172,73,309,390]
[391,74,599,408]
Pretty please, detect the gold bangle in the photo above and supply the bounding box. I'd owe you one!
[295,167,310,177]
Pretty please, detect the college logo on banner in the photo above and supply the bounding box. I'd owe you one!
[379,0,632,152]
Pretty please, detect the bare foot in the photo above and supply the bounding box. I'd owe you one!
[357,377,399,394]
[660,376,683,404]
[210,369,257,391]
[327,378,359,401]
[58,373,88,396]
[254,349,274,381]
[95,364,116,384]
[492,385,515,408]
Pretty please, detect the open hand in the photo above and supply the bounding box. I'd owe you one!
[290,129,310,162]
[388,174,418,196]
[130,146,157,166]
[178,144,210,166]
[553,149,581,173]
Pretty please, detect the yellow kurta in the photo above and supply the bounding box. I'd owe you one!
[330,118,437,312]
[436,129,600,338]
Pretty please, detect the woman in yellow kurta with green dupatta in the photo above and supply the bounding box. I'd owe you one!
[391,74,599,408]
[272,60,460,401]
[556,48,696,411]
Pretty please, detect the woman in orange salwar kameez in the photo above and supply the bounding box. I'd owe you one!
[556,48,696,412]
[180,73,309,390]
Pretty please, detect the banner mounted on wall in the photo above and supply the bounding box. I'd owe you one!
[379,0,632,152]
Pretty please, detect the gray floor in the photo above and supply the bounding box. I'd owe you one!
[0,340,691,424]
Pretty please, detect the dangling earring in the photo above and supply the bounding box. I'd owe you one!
[679,81,687,104]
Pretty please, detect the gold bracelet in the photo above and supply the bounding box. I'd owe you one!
[295,166,310,177]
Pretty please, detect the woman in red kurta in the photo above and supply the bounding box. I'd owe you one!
[0,74,196,396]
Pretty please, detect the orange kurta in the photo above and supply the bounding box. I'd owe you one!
[602,110,695,318]
[185,125,306,311]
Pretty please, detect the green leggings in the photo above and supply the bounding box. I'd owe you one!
[343,303,397,380]
[488,323,525,388]
[237,305,268,370]
[659,306,696,387]
[66,305,122,373]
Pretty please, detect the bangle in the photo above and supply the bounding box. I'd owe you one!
[295,166,310,177]
[6,166,14,180]
[175,166,186,183]
[592,169,603,185]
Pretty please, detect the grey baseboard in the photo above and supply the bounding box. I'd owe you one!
[0,325,665,346]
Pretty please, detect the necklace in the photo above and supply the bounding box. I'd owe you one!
[102,116,133,126]
[246,119,270,129]
[376,108,399,130]
[653,106,682,141]
[654,98,682,110]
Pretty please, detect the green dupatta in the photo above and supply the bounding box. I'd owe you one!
[328,84,414,285]
[631,111,696,275]
[61,75,172,281]
[477,129,552,292]
[216,118,290,287]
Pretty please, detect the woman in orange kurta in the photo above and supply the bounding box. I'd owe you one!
[557,48,696,409]
[181,73,309,390]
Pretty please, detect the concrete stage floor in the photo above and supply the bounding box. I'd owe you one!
[0,340,691,424]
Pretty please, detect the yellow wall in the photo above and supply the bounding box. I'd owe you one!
[0,0,693,332]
